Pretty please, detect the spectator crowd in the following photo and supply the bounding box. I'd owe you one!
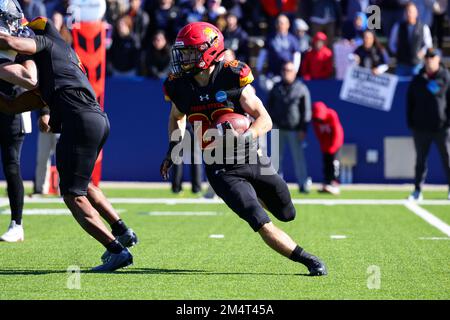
[17,0,450,197]
[22,0,450,80]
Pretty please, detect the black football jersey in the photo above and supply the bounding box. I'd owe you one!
[163,60,254,130]
[24,17,97,108]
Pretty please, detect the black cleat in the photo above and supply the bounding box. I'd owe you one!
[92,248,133,272]
[101,229,138,263]
[307,256,328,276]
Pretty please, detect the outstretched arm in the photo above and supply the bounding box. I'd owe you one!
[168,102,187,140]
[0,34,38,55]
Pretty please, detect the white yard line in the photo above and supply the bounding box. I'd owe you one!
[0,208,126,215]
[141,211,220,216]
[2,197,448,205]
[5,181,449,191]
[209,234,225,239]
[404,202,450,237]
[330,235,347,239]
[1,196,449,237]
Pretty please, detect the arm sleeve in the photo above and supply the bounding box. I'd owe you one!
[316,52,334,79]
[389,24,399,54]
[34,35,52,53]
[163,76,186,114]
[421,24,433,53]
[237,62,254,88]
[380,48,390,65]
[228,60,254,97]
[329,111,344,154]
[293,52,301,74]
[297,85,312,131]
[256,49,267,74]
[300,52,311,80]
[324,54,334,79]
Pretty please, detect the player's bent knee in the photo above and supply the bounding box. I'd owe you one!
[277,204,296,222]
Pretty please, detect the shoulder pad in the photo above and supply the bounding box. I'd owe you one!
[223,60,254,87]
[28,17,48,31]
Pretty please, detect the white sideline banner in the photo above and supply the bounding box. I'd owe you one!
[340,66,399,112]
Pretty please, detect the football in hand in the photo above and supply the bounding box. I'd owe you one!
[213,113,251,135]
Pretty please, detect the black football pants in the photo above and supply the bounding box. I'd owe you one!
[323,152,340,185]
[0,132,24,224]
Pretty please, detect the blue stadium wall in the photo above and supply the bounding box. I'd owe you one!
[1,77,445,184]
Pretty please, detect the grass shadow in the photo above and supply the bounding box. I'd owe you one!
[0,268,311,277]
[90,268,310,277]
[0,269,67,275]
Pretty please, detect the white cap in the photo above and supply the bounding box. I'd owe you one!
[294,18,309,31]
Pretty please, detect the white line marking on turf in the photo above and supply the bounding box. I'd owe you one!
[2,197,449,205]
[209,234,225,238]
[330,235,347,239]
[141,211,220,216]
[291,199,450,205]
[0,208,126,215]
[419,237,450,240]
[404,202,450,237]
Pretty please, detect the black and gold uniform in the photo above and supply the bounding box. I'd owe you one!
[164,60,295,232]
[23,17,109,196]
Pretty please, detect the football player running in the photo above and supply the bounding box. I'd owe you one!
[161,22,327,276]
[0,0,137,272]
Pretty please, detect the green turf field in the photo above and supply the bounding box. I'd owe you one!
[0,187,449,300]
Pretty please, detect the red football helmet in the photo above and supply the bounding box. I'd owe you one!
[171,22,226,76]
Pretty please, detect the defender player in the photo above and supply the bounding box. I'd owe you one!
[0,0,36,242]
[0,7,137,271]
[161,22,327,276]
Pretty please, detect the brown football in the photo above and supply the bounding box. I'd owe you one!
[213,113,251,135]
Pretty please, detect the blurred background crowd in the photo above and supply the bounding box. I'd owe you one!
[21,0,450,80]
[14,0,450,197]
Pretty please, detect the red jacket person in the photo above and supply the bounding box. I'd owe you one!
[312,101,344,195]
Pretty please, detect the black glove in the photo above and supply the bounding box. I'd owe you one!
[160,141,180,180]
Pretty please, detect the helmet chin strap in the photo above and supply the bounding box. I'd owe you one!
[194,58,222,76]
[214,48,227,62]
[193,47,227,75]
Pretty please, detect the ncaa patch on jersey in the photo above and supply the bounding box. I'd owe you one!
[215,91,227,102]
